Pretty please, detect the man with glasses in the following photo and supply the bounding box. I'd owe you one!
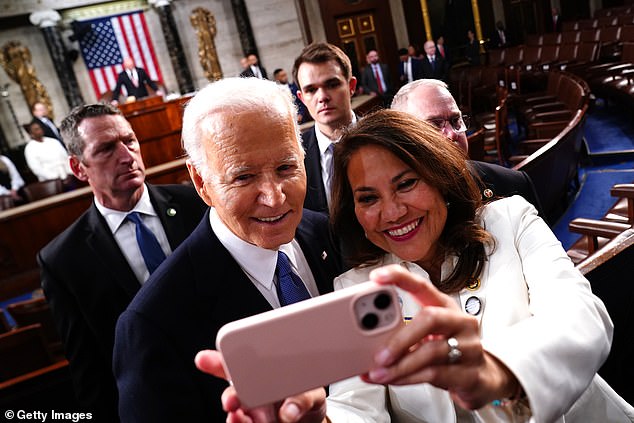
[391,79,544,217]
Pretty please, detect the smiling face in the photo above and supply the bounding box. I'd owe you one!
[188,110,306,250]
[70,114,145,210]
[347,144,447,269]
[296,60,356,139]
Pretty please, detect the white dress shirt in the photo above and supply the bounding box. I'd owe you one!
[314,114,357,207]
[97,184,171,284]
[208,207,319,308]
[0,155,25,195]
[405,57,413,82]
[250,65,263,79]
[371,64,386,92]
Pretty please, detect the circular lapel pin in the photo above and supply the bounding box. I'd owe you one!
[483,188,494,199]
[466,277,480,291]
[167,208,176,217]
[465,296,482,315]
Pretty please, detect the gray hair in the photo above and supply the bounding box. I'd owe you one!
[60,103,123,157]
[391,79,449,111]
[181,77,301,180]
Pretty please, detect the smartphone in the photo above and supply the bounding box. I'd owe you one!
[216,281,402,408]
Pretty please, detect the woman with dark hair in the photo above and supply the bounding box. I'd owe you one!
[326,109,632,422]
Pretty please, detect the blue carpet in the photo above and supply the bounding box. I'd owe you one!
[553,169,634,249]
[584,106,634,155]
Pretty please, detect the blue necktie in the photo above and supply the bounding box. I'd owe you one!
[276,251,311,306]
[126,212,167,274]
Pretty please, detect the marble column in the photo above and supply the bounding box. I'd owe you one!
[29,10,84,108]
[149,0,194,94]
[230,0,259,58]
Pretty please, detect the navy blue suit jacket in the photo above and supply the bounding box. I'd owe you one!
[39,184,207,422]
[398,58,424,85]
[114,208,342,422]
[421,55,449,81]
[301,127,329,214]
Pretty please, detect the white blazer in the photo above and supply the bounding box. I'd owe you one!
[327,196,634,423]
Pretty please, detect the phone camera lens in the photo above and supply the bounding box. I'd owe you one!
[361,313,379,330]
[374,293,391,310]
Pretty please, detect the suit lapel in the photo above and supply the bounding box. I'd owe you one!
[148,185,190,250]
[295,213,337,295]
[84,205,141,297]
[301,128,328,212]
[187,215,273,320]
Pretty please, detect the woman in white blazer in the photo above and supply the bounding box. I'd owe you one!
[193,110,632,423]
[325,110,634,423]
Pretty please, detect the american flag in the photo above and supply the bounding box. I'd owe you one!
[78,11,163,99]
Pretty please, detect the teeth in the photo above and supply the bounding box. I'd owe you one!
[387,220,419,237]
[259,214,284,222]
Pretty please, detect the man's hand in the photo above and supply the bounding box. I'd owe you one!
[195,350,328,423]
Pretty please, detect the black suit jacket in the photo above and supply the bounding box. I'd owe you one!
[114,208,342,422]
[301,127,329,214]
[239,65,268,80]
[469,160,545,220]
[38,184,207,422]
[399,58,425,85]
[112,67,158,101]
[421,55,448,81]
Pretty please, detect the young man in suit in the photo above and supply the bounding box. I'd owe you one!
[38,103,207,422]
[398,47,424,86]
[111,57,163,104]
[390,79,544,217]
[360,49,393,107]
[292,42,357,214]
[421,40,448,81]
[113,77,343,422]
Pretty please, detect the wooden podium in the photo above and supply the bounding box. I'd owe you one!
[118,95,193,168]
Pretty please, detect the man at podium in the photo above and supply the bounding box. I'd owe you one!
[111,57,163,105]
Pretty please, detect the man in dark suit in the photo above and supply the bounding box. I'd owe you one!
[398,48,424,86]
[551,7,562,32]
[111,57,162,104]
[273,68,311,124]
[421,40,448,81]
[31,101,65,149]
[292,42,357,214]
[491,20,510,48]
[239,53,268,79]
[360,49,393,107]
[391,79,544,217]
[38,103,207,422]
[114,77,343,422]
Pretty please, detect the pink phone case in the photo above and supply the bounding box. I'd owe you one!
[216,281,402,408]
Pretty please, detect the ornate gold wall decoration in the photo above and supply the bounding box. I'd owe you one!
[0,41,54,120]
[190,7,223,82]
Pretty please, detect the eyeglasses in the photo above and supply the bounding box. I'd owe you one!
[426,115,470,134]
